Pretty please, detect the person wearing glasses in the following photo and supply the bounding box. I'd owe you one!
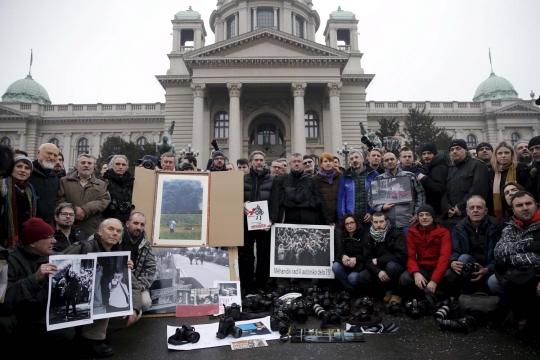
[52,203,87,252]
[303,155,316,176]
[208,150,228,172]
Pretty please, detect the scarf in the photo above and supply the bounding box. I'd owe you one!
[318,168,336,185]
[512,208,540,229]
[370,225,388,243]
[4,177,35,248]
[493,164,517,219]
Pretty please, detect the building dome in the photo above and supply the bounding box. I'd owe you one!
[330,6,356,20]
[175,6,201,21]
[1,74,51,105]
[473,71,519,102]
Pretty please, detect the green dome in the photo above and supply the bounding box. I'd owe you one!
[330,6,356,20]
[175,6,201,21]
[2,74,51,105]
[473,72,519,102]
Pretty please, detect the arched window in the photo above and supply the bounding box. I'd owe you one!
[466,134,477,148]
[295,17,304,38]
[511,132,521,146]
[256,124,277,145]
[214,112,229,138]
[77,137,89,156]
[0,137,11,147]
[137,137,149,147]
[48,137,60,147]
[305,111,319,138]
[227,17,236,39]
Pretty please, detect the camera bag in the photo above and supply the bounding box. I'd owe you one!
[458,292,499,314]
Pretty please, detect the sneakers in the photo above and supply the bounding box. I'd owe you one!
[90,340,114,358]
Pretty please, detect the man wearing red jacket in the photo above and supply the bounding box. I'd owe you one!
[399,204,458,299]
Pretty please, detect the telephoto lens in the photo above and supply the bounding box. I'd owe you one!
[434,305,449,320]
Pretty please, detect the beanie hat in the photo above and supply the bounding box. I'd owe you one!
[417,204,435,219]
[212,150,225,160]
[448,139,467,151]
[13,156,33,172]
[420,142,437,155]
[181,163,194,171]
[476,142,493,153]
[528,136,540,149]
[20,218,55,245]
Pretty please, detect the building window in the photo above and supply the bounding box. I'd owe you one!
[295,17,304,38]
[48,138,60,147]
[257,9,274,28]
[0,137,11,147]
[305,111,319,138]
[227,17,236,39]
[466,134,477,148]
[214,112,229,138]
[77,137,89,156]
[511,132,521,146]
[137,137,149,148]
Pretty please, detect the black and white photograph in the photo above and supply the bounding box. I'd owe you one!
[370,177,413,206]
[145,247,234,315]
[270,224,334,279]
[218,282,238,297]
[46,255,96,331]
[92,252,133,320]
[214,281,242,314]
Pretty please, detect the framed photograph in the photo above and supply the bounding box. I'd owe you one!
[144,247,235,315]
[47,255,96,331]
[270,224,334,279]
[153,173,210,247]
[369,177,413,206]
[92,252,133,320]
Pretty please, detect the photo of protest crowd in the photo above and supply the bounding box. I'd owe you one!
[274,226,331,266]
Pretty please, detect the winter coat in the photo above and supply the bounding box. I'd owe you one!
[442,156,488,214]
[337,167,379,221]
[398,162,425,177]
[278,171,333,225]
[406,223,452,284]
[120,230,156,292]
[494,217,540,268]
[28,160,59,224]
[314,171,342,222]
[103,169,135,225]
[418,151,449,216]
[335,228,365,272]
[244,168,279,224]
[363,225,407,275]
[57,171,111,235]
[53,226,88,252]
[487,162,531,216]
[369,168,426,229]
[450,216,500,273]
[530,162,540,202]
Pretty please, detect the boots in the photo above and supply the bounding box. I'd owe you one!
[383,290,392,303]
[389,295,402,305]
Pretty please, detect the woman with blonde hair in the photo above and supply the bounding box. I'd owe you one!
[314,152,342,222]
[489,141,530,218]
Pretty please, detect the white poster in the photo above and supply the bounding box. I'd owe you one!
[245,201,271,231]
[270,224,334,279]
[213,281,242,314]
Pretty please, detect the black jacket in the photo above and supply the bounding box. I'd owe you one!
[278,171,333,225]
[419,151,449,216]
[243,168,279,223]
[362,225,407,275]
[29,160,59,224]
[53,226,88,252]
[103,169,135,225]
[335,228,365,272]
[487,162,531,216]
[442,156,489,214]
[531,162,540,202]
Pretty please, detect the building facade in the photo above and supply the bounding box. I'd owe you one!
[1,1,539,168]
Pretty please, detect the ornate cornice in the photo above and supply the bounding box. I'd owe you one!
[37,117,164,125]
[341,74,376,86]
[292,83,307,98]
[155,75,191,89]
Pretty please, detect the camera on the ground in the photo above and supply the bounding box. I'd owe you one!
[270,315,290,335]
[168,324,200,345]
[405,299,427,319]
[216,317,242,339]
[223,303,241,320]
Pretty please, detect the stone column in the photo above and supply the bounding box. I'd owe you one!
[227,83,243,162]
[18,131,26,151]
[497,127,505,142]
[172,28,180,52]
[191,83,206,158]
[328,82,343,155]
[303,20,307,39]
[223,21,227,39]
[194,28,202,49]
[292,13,296,36]
[92,132,102,158]
[273,7,278,28]
[235,12,239,36]
[292,83,307,155]
[63,133,72,169]
[253,7,257,29]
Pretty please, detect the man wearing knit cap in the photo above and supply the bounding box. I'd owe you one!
[476,142,494,168]
[4,218,75,350]
[209,150,227,172]
[417,142,449,217]
[441,139,489,231]
[528,135,540,201]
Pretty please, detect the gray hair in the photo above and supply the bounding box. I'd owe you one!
[99,218,124,234]
[54,202,76,216]
[161,152,177,164]
[108,155,129,168]
[77,153,96,163]
[249,150,266,162]
[349,149,365,159]
[514,140,528,149]
[466,195,486,208]
[289,153,303,162]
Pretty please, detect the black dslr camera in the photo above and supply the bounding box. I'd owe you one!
[334,301,351,317]
[361,136,375,151]
[405,299,427,319]
[274,301,291,319]
[313,304,341,329]
[290,298,308,322]
[242,294,272,311]
[460,263,480,278]
[223,303,241,320]
[168,324,200,345]
[270,315,290,335]
[216,317,243,339]
[317,292,335,310]
[282,285,301,295]
[110,199,135,214]
[439,316,477,334]
[305,285,321,298]
[211,139,220,152]
[141,159,156,170]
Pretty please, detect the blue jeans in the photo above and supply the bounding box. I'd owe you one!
[456,254,478,294]
[398,227,410,237]
[488,274,508,307]
[332,262,359,291]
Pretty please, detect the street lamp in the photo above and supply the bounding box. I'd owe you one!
[337,142,354,168]
[179,144,199,158]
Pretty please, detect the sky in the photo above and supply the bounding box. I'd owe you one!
[0,0,539,104]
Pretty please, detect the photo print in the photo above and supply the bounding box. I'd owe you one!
[369,177,413,207]
[270,224,334,279]
[92,252,133,320]
[214,281,241,314]
[153,173,209,246]
[46,254,96,331]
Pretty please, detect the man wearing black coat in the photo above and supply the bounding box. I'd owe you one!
[53,203,88,252]
[241,151,279,296]
[528,136,540,202]
[103,155,135,225]
[29,143,60,224]
[417,142,449,217]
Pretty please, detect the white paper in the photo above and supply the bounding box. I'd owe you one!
[213,281,242,314]
[0,263,8,303]
[245,201,271,231]
[167,316,280,351]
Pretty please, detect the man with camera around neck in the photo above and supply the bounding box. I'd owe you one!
[450,196,500,294]
[103,155,135,225]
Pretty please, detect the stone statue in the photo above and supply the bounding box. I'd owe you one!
[359,122,367,136]
[156,121,176,156]
[367,132,382,148]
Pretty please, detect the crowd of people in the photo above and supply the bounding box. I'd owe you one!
[0,134,540,356]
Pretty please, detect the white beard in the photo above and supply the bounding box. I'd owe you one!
[41,160,55,170]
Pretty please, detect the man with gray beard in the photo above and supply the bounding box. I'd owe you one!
[29,143,60,224]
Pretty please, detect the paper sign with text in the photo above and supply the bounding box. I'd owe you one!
[245,201,271,231]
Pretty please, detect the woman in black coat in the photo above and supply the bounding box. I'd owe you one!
[102,155,135,225]
[331,214,365,292]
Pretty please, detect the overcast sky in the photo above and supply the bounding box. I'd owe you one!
[0,0,538,104]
